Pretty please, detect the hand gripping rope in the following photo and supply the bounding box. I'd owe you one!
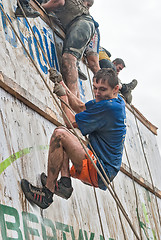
[0,2,141,239]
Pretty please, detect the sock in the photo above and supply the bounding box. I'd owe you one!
[60,177,71,188]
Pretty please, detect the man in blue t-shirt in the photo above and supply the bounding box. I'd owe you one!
[21,68,126,209]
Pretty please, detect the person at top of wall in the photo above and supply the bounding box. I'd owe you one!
[15,0,96,98]
[99,47,138,104]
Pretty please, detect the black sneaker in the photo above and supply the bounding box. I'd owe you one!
[41,172,73,200]
[122,91,132,104]
[21,179,53,209]
[121,79,138,94]
[15,5,40,18]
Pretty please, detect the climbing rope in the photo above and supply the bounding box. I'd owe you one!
[17,0,74,113]
[0,4,141,239]
[17,0,50,66]
[124,146,143,239]
[133,108,161,231]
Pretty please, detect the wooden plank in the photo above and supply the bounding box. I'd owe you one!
[124,108,152,182]
[120,163,161,199]
[0,71,62,127]
[126,103,158,135]
[137,119,161,190]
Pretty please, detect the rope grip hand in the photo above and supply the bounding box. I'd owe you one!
[48,68,66,96]
[53,82,66,96]
[48,68,63,83]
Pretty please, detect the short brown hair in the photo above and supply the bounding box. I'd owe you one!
[113,58,126,67]
[94,68,119,89]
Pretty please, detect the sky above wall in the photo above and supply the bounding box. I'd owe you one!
[90,0,161,154]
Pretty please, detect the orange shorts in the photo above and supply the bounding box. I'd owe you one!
[70,149,98,187]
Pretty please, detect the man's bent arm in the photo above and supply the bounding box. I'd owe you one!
[60,95,78,129]
[61,81,86,113]
[42,0,65,13]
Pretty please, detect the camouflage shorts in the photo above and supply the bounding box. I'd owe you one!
[63,15,95,60]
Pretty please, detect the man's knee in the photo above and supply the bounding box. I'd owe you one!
[53,127,70,140]
[50,127,67,147]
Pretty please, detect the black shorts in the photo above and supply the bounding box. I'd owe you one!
[63,15,95,60]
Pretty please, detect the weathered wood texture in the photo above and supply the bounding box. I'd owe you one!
[0,0,161,239]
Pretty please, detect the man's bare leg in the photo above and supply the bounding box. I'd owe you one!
[46,126,87,193]
[62,53,80,98]
[45,131,65,192]
[60,153,70,178]
[21,128,88,208]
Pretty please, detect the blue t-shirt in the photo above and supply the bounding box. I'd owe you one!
[75,94,126,190]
